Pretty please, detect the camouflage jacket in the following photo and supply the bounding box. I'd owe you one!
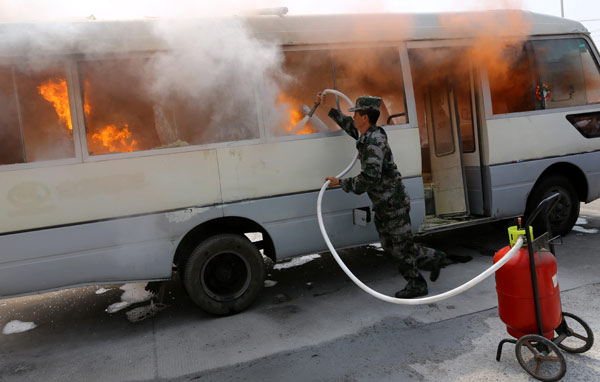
[328,109,409,219]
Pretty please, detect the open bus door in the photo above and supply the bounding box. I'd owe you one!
[425,80,469,217]
[410,47,486,227]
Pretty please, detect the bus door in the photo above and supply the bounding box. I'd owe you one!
[424,78,469,216]
[409,46,485,218]
[457,68,485,216]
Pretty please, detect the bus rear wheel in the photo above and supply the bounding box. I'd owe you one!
[183,233,265,315]
[526,175,579,236]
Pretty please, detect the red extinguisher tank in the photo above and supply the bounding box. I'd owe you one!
[494,227,562,340]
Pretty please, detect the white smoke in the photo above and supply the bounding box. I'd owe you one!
[0,0,291,147]
[146,17,284,143]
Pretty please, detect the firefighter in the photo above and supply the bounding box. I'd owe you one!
[319,92,445,298]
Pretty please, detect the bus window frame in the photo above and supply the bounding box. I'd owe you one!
[0,43,418,169]
[73,52,265,164]
[0,58,84,173]
[430,89,457,157]
[264,42,414,145]
[405,39,480,157]
[482,34,600,121]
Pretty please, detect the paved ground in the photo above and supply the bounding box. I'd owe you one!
[1,200,599,382]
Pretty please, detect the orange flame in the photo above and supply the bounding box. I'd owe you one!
[83,79,92,116]
[38,78,72,131]
[91,124,139,153]
[277,93,317,135]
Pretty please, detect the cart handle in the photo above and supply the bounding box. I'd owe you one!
[524,192,561,230]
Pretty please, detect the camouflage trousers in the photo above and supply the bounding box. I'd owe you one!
[374,211,445,283]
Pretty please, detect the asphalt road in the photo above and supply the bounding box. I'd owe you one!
[1,200,599,382]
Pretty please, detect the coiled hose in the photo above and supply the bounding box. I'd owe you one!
[314,88,523,305]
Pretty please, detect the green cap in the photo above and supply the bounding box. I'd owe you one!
[348,96,382,112]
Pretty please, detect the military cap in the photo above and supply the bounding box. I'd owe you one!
[348,96,382,112]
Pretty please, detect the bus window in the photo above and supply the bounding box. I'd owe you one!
[488,43,537,114]
[579,40,600,104]
[566,111,600,138]
[81,57,260,155]
[0,66,23,165]
[489,38,600,114]
[81,58,159,155]
[533,39,587,109]
[0,62,76,165]
[455,80,475,153]
[429,83,455,156]
[333,47,408,125]
[275,50,338,136]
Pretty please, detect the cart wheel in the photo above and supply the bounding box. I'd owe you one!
[555,312,594,354]
[515,334,566,382]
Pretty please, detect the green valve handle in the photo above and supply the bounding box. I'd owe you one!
[508,225,534,247]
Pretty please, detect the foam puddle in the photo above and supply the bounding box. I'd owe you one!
[105,283,154,314]
[95,287,111,295]
[274,254,321,270]
[572,226,599,234]
[2,320,37,335]
[125,302,168,323]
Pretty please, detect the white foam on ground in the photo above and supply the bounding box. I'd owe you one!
[274,254,321,270]
[572,226,599,234]
[106,283,154,314]
[106,301,130,313]
[264,280,278,287]
[125,302,168,323]
[95,288,111,295]
[2,320,37,335]
[576,217,589,225]
[245,232,263,242]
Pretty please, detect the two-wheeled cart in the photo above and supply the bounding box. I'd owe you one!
[494,193,594,381]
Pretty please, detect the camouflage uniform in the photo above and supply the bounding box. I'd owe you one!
[328,96,442,292]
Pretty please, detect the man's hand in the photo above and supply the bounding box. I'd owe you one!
[325,177,340,187]
[315,91,325,105]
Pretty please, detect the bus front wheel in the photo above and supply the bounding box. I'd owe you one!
[183,233,265,315]
[526,175,580,236]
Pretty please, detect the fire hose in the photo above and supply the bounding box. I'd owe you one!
[314,88,524,305]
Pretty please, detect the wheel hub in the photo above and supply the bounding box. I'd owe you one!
[201,251,251,302]
[546,190,570,223]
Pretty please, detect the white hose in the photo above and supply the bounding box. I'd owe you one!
[313,88,524,305]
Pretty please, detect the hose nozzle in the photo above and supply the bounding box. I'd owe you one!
[307,101,320,117]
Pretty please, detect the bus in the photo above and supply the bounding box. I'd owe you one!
[1,10,599,315]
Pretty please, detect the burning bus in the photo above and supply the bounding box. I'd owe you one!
[1,10,599,315]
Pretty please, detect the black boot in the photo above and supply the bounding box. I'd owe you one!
[429,250,446,282]
[395,275,428,299]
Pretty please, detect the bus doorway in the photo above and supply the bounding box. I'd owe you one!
[409,47,486,230]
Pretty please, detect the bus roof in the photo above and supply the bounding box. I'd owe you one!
[246,10,589,45]
[0,10,589,57]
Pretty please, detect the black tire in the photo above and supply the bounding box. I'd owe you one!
[556,312,594,354]
[526,175,579,236]
[515,334,566,382]
[183,233,265,316]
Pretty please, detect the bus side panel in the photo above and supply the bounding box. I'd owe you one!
[0,150,222,234]
[223,176,425,260]
[486,151,600,218]
[217,128,422,202]
[0,206,223,298]
[218,127,423,259]
[486,111,600,165]
[464,166,484,215]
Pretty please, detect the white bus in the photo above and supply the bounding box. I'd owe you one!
[1,10,599,315]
